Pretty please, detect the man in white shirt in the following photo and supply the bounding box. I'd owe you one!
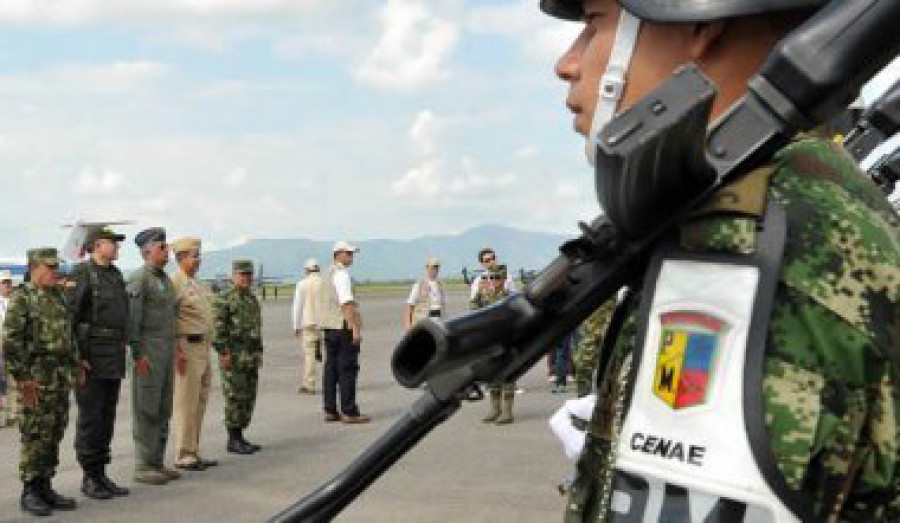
[291,258,325,394]
[320,241,369,424]
[404,257,445,331]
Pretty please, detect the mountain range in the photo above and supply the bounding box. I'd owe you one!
[199,224,569,282]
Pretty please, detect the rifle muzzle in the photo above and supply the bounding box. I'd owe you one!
[392,295,539,388]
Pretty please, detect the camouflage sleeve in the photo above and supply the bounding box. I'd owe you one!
[212,292,231,354]
[1,289,33,382]
[125,270,145,358]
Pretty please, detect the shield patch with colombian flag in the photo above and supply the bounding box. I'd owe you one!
[653,311,728,410]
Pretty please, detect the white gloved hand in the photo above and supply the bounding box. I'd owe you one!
[549,393,597,462]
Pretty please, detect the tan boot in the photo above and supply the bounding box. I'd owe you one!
[495,392,514,425]
[482,391,501,423]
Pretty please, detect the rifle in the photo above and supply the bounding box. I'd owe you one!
[843,77,900,162]
[271,2,900,521]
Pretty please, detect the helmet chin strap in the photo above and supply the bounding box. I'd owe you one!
[586,9,642,166]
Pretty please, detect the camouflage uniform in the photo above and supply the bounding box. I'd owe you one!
[565,138,900,521]
[572,299,616,398]
[471,264,517,423]
[1,281,76,482]
[213,283,263,431]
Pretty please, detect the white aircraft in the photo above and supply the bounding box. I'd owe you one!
[60,220,133,262]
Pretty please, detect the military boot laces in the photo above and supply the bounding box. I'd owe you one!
[39,478,76,510]
[21,480,52,517]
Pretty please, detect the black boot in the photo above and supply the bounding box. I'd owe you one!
[98,470,130,497]
[238,430,261,452]
[82,473,113,500]
[227,429,253,455]
[21,480,52,516]
[39,478,76,510]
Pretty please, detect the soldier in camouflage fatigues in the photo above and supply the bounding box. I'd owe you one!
[572,299,616,398]
[1,248,78,516]
[541,1,900,521]
[470,248,519,424]
[213,260,263,454]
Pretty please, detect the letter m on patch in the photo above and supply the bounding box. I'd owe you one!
[653,311,727,410]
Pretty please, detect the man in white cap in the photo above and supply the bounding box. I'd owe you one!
[404,256,446,331]
[0,269,14,427]
[319,241,369,424]
[291,258,326,394]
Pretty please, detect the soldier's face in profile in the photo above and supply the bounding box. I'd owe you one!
[555,0,702,140]
[181,250,201,274]
[146,241,170,266]
[336,250,354,267]
[0,280,11,297]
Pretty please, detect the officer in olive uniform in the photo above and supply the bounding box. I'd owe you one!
[2,248,78,516]
[71,226,131,499]
[127,227,179,485]
[213,260,263,455]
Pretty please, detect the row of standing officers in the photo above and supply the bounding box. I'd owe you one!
[0,225,264,517]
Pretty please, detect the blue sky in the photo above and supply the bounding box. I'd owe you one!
[0,0,896,269]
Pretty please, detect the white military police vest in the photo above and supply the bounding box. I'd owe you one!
[608,201,812,522]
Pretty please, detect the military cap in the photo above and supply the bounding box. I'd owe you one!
[304,258,319,270]
[134,227,166,248]
[233,260,254,273]
[84,226,126,247]
[171,237,201,254]
[426,256,440,267]
[27,247,63,267]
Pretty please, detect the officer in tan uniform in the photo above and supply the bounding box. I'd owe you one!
[171,237,218,471]
[292,258,325,394]
[404,256,445,330]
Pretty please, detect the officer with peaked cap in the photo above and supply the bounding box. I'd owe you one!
[70,225,131,499]
[540,0,900,521]
[213,260,264,454]
[126,227,180,485]
[292,258,326,394]
[3,248,78,515]
[170,237,218,470]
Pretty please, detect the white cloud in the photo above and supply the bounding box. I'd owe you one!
[466,0,580,64]
[409,110,442,156]
[73,168,125,194]
[0,60,171,96]
[223,168,248,188]
[392,158,444,197]
[355,0,458,90]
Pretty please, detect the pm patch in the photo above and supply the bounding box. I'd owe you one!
[653,311,728,410]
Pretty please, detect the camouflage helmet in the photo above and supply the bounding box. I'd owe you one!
[540,0,824,22]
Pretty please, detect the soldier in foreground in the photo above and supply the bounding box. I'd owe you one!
[71,226,131,499]
[469,248,517,425]
[127,227,180,485]
[171,238,218,470]
[543,0,900,520]
[2,248,78,516]
[213,260,264,454]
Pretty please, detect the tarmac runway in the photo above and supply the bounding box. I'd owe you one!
[0,288,576,522]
